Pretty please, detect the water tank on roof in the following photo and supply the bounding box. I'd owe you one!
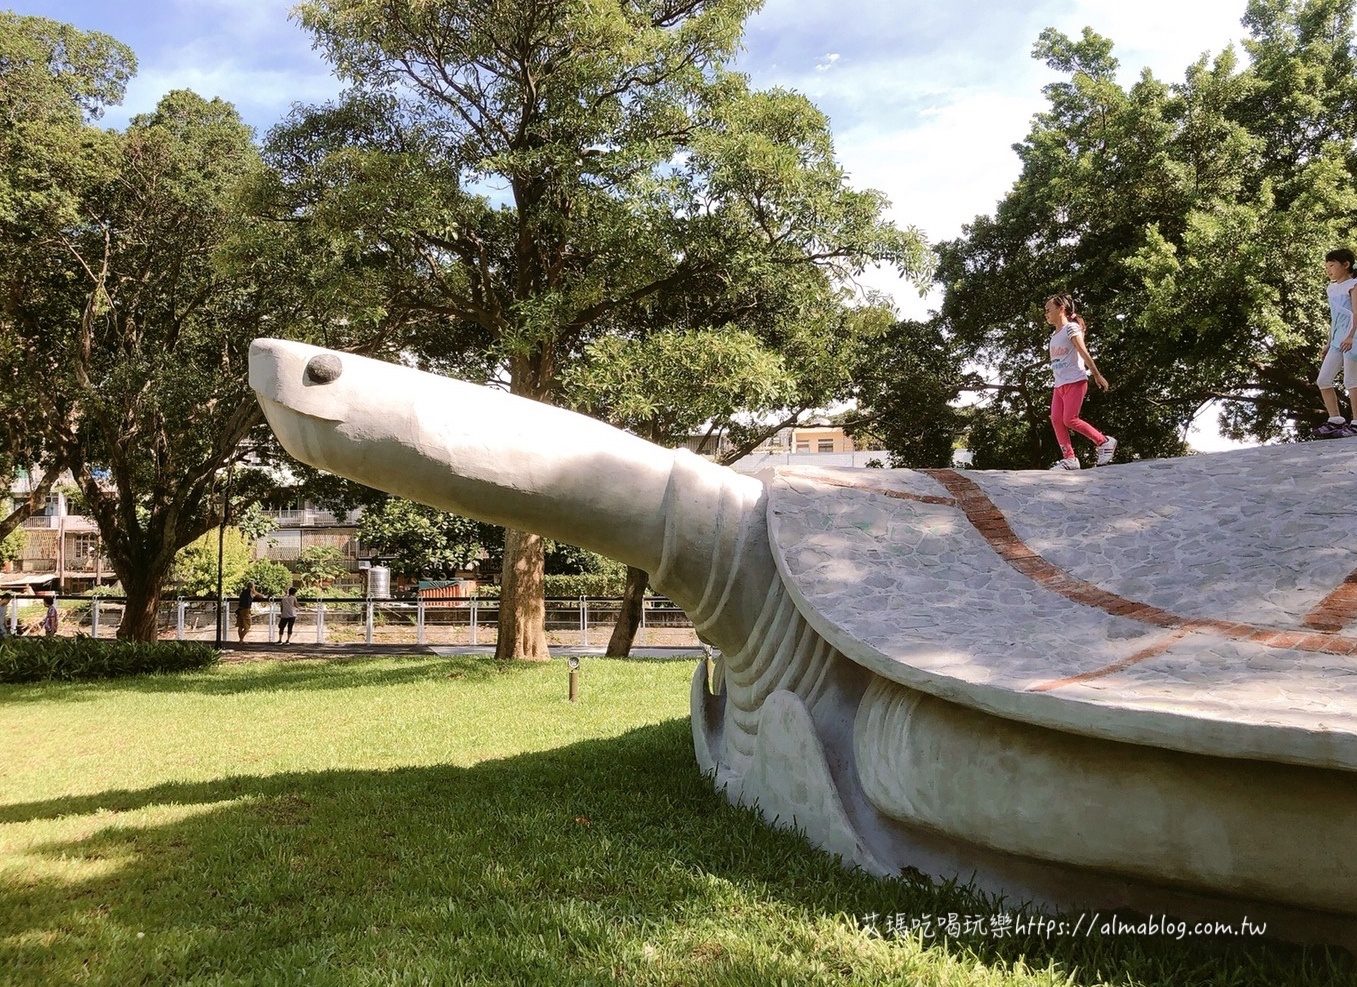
[366,565,391,599]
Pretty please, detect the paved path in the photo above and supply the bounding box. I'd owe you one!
[768,442,1357,769]
[219,641,702,662]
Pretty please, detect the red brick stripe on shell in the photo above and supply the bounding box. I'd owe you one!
[791,467,1357,681]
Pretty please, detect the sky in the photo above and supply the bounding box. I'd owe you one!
[15,0,1258,448]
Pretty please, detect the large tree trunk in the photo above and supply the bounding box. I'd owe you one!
[495,347,555,660]
[606,565,648,657]
[495,527,549,660]
[118,565,166,641]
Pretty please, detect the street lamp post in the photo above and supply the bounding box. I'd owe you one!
[214,466,234,648]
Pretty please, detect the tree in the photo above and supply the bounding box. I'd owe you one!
[560,324,800,654]
[922,26,1200,467]
[0,525,24,566]
[0,14,133,543]
[243,558,292,598]
[1132,0,1357,441]
[295,545,348,592]
[0,72,278,638]
[281,0,929,658]
[877,3,1357,469]
[235,502,278,547]
[173,529,254,598]
[357,497,494,579]
[842,316,976,468]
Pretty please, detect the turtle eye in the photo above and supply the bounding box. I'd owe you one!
[305,354,342,385]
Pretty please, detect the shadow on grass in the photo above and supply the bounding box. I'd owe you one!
[1,695,1352,984]
[0,654,527,703]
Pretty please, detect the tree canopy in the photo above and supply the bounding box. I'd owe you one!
[357,498,496,579]
[0,13,135,540]
[0,81,273,637]
[272,0,931,656]
[865,0,1357,469]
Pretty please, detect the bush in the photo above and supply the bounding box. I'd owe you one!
[172,528,254,597]
[544,573,633,597]
[460,578,640,598]
[244,558,292,597]
[312,586,363,600]
[0,637,219,684]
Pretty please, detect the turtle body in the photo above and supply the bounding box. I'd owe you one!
[250,339,1357,944]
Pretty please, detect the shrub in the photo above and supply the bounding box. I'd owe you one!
[0,637,219,684]
[461,578,640,598]
[543,573,634,597]
[172,528,253,597]
[244,558,292,597]
[296,545,348,591]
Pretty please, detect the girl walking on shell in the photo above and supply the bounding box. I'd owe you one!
[1045,293,1116,470]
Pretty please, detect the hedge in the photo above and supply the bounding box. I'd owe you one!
[471,574,651,599]
[0,637,219,684]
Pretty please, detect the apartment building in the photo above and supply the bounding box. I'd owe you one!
[2,478,111,592]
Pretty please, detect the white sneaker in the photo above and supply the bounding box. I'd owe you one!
[1049,456,1081,471]
[1095,436,1118,466]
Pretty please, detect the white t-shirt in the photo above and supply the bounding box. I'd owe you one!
[1328,276,1357,350]
[280,595,297,619]
[1049,322,1089,386]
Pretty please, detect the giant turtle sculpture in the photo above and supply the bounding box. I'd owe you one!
[250,338,1357,943]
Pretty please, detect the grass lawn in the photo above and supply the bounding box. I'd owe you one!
[0,655,1351,986]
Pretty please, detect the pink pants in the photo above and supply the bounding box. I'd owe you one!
[1050,380,1106,458]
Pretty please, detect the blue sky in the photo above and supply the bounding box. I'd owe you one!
[16,1,1252,306]
[16,0,1255,445]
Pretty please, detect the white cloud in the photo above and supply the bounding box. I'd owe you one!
[1065,0,1248,82]
[33,0,341,130]
[734,0,1251,323]
[120,60,340,132]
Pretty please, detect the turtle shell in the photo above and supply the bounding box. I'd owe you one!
[766,442,1357,771]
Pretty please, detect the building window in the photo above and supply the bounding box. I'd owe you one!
[818,439,834,452]
[69,533,101,570]
[795,441,810,453]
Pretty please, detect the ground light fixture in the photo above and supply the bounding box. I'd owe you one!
[567,655,580,702]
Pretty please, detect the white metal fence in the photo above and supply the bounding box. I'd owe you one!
[0,594,700,648]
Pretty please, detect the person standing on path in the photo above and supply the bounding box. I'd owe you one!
[42,595,59,636]
[1313,248,1357,438]
[235,581,268,642]
[277,586,298,644]
[1045,293,1117,471]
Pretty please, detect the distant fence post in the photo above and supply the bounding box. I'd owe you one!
[365,599,374,644]
[580,595,588,647]
[416,598,425,645]
[177,599,186,641]
[471,598,478,646]
[91,598,100,639]
[317,599,326,644]
[268,602,277,643]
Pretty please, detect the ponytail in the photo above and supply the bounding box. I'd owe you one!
[1045,293,1088,334]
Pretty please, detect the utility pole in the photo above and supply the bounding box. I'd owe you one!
[214,466,234,648]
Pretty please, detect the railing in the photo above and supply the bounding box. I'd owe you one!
[0,594,700,648]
